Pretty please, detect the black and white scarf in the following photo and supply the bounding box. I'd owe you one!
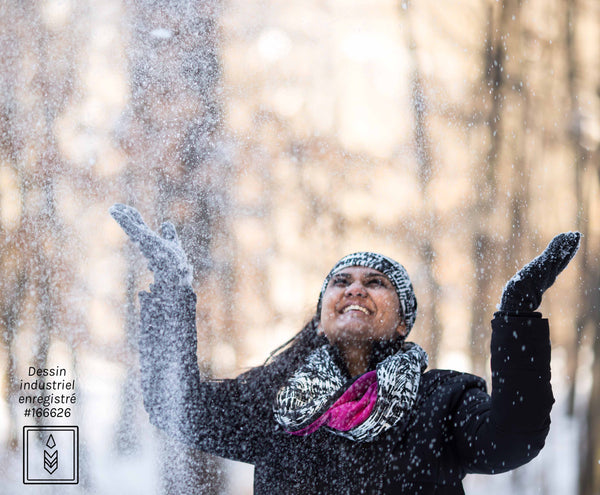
[273,342,428,442]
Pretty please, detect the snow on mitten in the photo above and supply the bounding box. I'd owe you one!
[109,203,193,289]
[499,232,581,314]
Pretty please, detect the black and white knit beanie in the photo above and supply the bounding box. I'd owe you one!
[316,252,418,335]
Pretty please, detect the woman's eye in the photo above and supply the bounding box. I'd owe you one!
[332,277,349,286]
[368,279,384,286]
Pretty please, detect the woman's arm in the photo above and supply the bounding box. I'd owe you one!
[110,204,274,464]
[452,232,580,473]
[139,283,273,463]
[452,313,553,473]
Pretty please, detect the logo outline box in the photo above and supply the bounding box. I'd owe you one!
[23,425,79,484]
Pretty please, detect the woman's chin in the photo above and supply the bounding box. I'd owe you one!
[327,325,375,344]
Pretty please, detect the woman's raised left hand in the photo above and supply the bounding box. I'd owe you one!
[498,232,581,314]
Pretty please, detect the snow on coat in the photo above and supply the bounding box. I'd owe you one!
[139,285,553,495]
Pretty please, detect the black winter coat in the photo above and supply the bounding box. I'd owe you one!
[139,286,554,494]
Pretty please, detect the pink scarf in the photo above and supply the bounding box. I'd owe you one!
[274,343,428,442]
[290,371,378,436]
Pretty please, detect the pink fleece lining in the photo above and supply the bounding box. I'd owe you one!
[289,370,378,436]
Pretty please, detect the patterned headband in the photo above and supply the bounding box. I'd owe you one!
[316,252,417,334]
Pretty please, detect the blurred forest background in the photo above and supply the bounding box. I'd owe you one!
[0,0,598,494]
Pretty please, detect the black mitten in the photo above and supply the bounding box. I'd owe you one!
[499,232,581,314]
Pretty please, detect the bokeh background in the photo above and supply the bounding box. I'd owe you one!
[0,0,598,493]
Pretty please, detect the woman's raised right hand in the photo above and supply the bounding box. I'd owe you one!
[109,203,193,288]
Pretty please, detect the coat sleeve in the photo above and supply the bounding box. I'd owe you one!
[138,284,275,464]
[451,313,554,474]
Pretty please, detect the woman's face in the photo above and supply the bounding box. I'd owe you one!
[319,266,406,346]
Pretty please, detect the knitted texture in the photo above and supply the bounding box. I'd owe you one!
[110,203,193,288]
[499,232,581,313]
[273,342,428,442]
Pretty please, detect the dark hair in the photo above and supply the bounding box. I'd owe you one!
[237,313,406,400]
[238,315,327,385]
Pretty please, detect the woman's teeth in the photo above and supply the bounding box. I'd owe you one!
[343,305,370,315]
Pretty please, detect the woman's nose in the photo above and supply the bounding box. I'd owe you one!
[345,281,367,297]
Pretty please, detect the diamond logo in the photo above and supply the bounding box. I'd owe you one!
[43,434,58,475]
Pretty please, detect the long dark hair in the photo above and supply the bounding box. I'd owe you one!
[238,311,407,395]
[238,315,328,386]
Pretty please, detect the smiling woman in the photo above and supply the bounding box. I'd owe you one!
[110,203,581,495]
[321,268,403,338]
[318,258,411,376]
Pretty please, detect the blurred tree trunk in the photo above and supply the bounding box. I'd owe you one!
[565,0,584,420]
[0,268,27,450]
[119,0,229,492]
[468,2,505,377]
[469,0,532,377]
[113,240,143,454]
[577,154,600,495]
[400,3,443,366]
[569,0,600,492]
[29,1,74,430]
[0,0,82,442]
[0,0,26,451]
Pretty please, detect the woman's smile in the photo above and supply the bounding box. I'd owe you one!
[320,266,406,346]
[341,304,371,315]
